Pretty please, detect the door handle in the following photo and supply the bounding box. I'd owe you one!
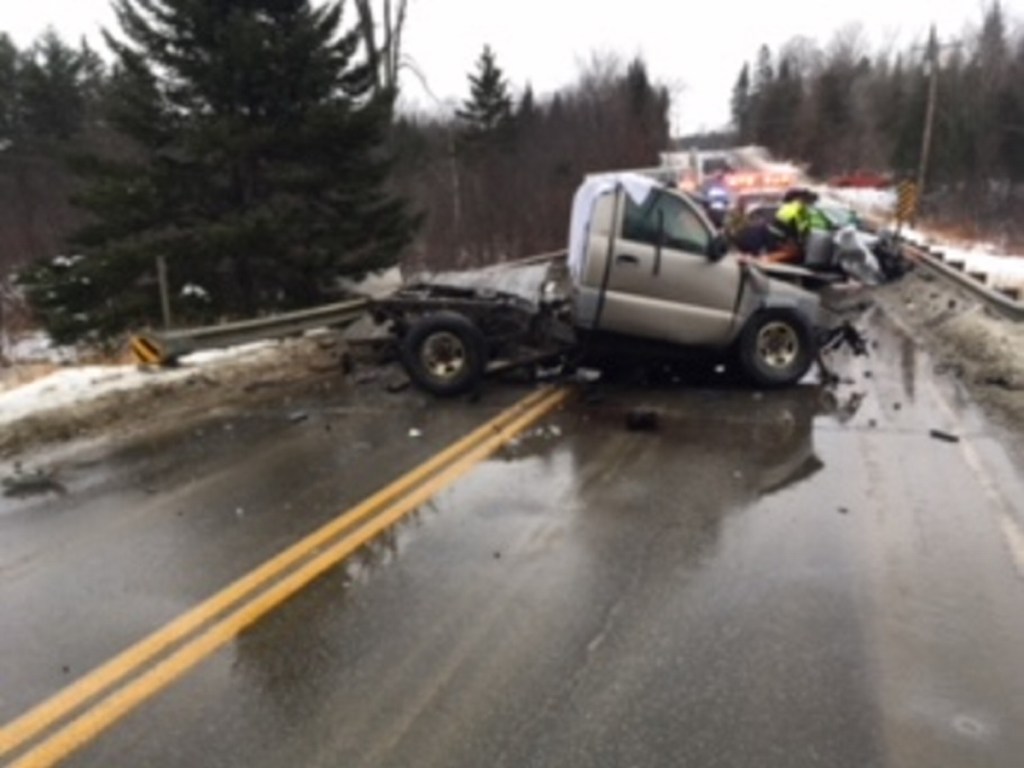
[615,254,639,265]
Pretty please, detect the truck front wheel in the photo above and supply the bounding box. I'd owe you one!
[737,310,815,388]
[400,312,487,397]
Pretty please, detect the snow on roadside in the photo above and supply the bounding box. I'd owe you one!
[0,341,277,428]
[824,187,897,217]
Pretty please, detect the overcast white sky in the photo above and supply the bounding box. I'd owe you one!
[1,0,1019,133]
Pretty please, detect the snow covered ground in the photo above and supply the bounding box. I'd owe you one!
[1,341,279,429]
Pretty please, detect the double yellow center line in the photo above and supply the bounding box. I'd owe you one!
[1,385,571,767]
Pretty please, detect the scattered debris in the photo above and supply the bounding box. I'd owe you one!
[288,411,309,424]
[2,464,67,498]
[929,429,961,444]
[625,408,659,432]
[838,507,849,515]
[385,377,411,394]
[242,379,282,393]
[574,368,602,384]
[353,370,381,386]
[408,428,422,438]
[978,374,1018,390]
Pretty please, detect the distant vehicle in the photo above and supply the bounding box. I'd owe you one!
[829,171,893,189]
[374,173,864,396]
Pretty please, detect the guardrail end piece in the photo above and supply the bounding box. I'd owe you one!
[129,334,171,367]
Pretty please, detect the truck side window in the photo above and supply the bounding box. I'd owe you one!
[623,192,710,255]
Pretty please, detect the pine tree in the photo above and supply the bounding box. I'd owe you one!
[750,44,775,146]
[730,64,751,140]
[457,45,513,138]
[19,31,91,141]
[21,0,416,342]
[0,34,19,142]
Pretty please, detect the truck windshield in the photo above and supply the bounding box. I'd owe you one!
[623,191,710,256]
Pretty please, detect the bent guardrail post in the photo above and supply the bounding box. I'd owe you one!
[130,297,370,366]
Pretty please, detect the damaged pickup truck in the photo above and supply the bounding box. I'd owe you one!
[371,172,863,396]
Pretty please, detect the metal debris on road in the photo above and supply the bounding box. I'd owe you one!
[2,465,67,498]
[625,409,660,432]
[929,429,961,443]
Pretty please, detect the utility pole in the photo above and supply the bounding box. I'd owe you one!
[916,27,939,200]
[915,27,962,207]
[156,255,172,329]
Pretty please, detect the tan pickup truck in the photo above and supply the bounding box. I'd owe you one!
[375,172,852,396]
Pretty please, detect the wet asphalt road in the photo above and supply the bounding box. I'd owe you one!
[3,308,1024,767]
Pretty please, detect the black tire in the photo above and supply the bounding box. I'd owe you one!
[737,309,815,388]
[400,312,487,397]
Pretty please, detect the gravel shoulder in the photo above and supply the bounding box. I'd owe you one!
[870,264,1024,457]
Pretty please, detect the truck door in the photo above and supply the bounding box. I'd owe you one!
[598,188,743,346]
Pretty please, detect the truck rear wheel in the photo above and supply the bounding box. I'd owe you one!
[737,310,814,388]
[400,312,487,397]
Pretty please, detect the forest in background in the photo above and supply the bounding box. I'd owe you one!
[0,0,1019,345]
[728,2,1022,239]
[0,1,667,344]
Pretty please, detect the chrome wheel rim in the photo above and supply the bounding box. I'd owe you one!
[756,321,799,370]
[421,331,468,380]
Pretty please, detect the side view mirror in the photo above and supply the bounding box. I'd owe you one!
[708,233,729,262]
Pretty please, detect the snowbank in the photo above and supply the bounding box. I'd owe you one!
[0,342,277,428]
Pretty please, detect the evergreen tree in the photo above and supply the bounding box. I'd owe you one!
[0,34,20,142]
[19,31,93,142]
[20,0,416,342]
[457,45,513,138]
[730,63,751,140]
[749,44,775,145]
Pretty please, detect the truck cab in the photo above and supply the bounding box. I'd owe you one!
[567,172,823,386]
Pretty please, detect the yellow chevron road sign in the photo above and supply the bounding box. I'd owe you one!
[130,335,166,366]
[896,181,918,223]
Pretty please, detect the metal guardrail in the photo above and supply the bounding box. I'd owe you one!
[838,206,1024,322]
[131,297,369,365]
[903,242,1024,322]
